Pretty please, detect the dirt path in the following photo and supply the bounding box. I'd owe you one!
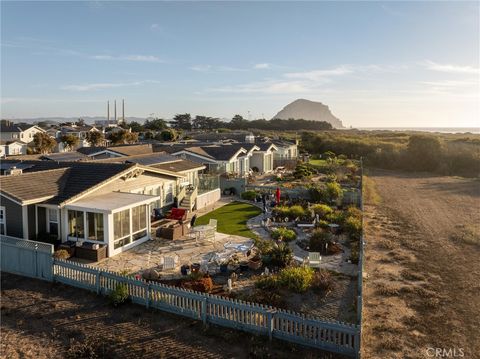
[362,170,480,359]
[0,273,346,359]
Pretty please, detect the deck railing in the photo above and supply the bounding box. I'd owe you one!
[53,258,360,357]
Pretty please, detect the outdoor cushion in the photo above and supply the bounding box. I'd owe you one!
[167,208,187,221]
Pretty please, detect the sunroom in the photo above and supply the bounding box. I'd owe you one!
[62,191,160,257]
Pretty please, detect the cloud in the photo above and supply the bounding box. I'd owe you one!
[424,60,479,75]
[209,80,314,94]
[61,80,160,92]
[254,63,271,69]
[150,23,160,30]
[285,66,353,80]
[90,54,162,62]
[189,64,247,72]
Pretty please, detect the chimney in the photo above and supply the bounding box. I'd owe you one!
[107,101,110,122]
[122,99,125,123]
[6,166,23,176]
[114,100,117,123]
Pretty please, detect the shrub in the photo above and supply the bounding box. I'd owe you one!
[109,283,129,307]
[344,216,362,240]
[278,267,314,293]
[309,229,333,252]
[264,242,293,268]
[311,204,333,219]
[53,249,70,260]
[241,190,257,201]
[198,277,213,293]
[326,210,346,225]
[293,163,315,179]
[312,270,335,292]
[255,275,280,290]
[349,241,359,264]
[271,227,297,242]
[288,205,306,219]
[324,181,343,203]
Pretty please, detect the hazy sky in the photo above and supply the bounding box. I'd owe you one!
[1,1,479,127]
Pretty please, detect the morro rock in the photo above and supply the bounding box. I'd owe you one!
[273,99,344,128]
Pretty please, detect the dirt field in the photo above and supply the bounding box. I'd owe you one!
[362,170,480,359]
[0,273,347,359]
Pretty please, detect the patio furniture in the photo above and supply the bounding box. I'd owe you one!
[158,221,184,240]
[58,240,77,258]
[167,208,187,222]
[75,242,107,262]
[160,255,179,270]
[307,252,322,268]
[192,224,216,245]
[208,219,217,230]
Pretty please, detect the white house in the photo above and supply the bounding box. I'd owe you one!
[0,141,28,157]
[0,122,45,144]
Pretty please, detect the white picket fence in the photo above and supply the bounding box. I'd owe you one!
[53,259,360,357]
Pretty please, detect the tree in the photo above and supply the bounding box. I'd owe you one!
[171,113,192,130]
[230,114,249,130]
[407,135,442,171]
[75,118,85,127]
[85,131,105,146]
[60,134,79,151]
[144,118,166,131]
[128,121,144,133]
[124,131,138,144]
[33,132,56,154]
[109,130,138,145]
[157,128,178,142]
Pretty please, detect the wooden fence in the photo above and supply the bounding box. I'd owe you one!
[53,259,360,357]
[0,235,53,280]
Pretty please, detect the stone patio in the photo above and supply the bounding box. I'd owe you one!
[92,231,253,278]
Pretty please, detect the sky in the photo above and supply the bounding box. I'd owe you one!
[1,1,479,128]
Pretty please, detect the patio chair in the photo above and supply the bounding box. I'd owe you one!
[160,255,179,270]
[208,219,217,230]
[307,252,322,268]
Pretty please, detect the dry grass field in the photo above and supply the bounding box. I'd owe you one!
[362,169,480,359]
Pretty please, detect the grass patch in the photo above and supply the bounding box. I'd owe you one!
[308,159,328,167]
[362,174,381,205]
[195,201,262,238]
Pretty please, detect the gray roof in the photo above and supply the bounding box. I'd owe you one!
[0,162,134,204]
[77,146,107,155]
[151,159,205,173]
[41,152,88,162]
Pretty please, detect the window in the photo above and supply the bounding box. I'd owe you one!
[164,183,173,204]
[48,208,58,236]
[0,207,5,235]
[68,210,84,238]
[131,205,147,235]
[114,209,130,249]
[87,212,104,241]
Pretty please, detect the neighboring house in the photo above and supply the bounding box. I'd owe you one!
[0,162,187,257]
[189,131,255,144]
[0,141,28,157]
[55,124,102,151]
[249,142,278,174]
[0,122,45,144]
[270,139,299,161]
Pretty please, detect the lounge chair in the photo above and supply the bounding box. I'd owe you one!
[308,252,322,268]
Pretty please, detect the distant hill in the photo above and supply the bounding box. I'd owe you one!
[273,99,344,128]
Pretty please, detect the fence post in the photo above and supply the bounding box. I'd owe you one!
[145,283,151,309]
[96,271,101,295]
[267,309,276,341]
[201,296,208,325]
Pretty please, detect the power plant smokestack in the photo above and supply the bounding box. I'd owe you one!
[122,99,125,123]
[107,101,110,122]
[114,100,117,123]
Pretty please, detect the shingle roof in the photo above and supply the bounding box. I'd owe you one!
[0,162,134,204]
[41,152,88,162]
[76,146,107,155]
[108,144,153,156]
[151,159,205,173]
[0,160,71,173]
[91,152,179,166]
[0,168,69,203]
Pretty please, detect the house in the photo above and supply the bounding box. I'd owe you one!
[55,124,103,152]
[249,142,277,174]
[0,122,45,144]
[0,141,28,157]
[0,162,189,257]
[270,139,298,160]
[89,152,216,211]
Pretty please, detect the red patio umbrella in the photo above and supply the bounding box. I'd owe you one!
[275,187,281,204]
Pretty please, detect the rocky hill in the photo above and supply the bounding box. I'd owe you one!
[273,99,344,128]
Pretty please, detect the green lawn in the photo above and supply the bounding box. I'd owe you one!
[309,159,328,167]
[195,201,262,239]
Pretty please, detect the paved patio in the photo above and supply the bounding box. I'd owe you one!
[93,231,253,278]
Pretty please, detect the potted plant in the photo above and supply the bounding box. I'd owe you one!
[248,254,262,270]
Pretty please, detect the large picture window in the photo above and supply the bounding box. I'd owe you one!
[68,210,84,238]
[132,205,147,234]
[87,212,104,241]
[114,209,130,249]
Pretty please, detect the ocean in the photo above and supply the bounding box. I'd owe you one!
[356,127,480,134]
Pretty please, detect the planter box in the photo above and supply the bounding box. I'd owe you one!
[76,244,107,262]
